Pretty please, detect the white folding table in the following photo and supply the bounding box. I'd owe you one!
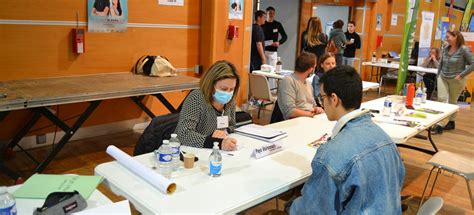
[8,185,113,214]
[95,98,458,213]
[95,116,333,214]
[359,97,457,154]
[252,70,380,92]
[361,61,438,82]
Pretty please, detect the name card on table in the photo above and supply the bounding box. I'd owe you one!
[252,142,283,159]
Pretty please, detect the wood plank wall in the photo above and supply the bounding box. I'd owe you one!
[0,0,201,139]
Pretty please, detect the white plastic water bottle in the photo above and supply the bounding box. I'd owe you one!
[209,142,222,177]
[382,96,392,117]
[415,87,423,105]
[169,133,181,171]
[155,140,173,178]
[422,87,427,103]
[0,187,17,215]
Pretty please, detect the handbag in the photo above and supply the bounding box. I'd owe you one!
[134,55,177,77]
[326,39,339,54]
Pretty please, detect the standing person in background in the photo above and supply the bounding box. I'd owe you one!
[343,21,361,67]
[421,48,440,100]
[301,17,328,59]
[329,20,346,66]
[437,30,474,130]
[250,10,267,72]
[262,6,288,67]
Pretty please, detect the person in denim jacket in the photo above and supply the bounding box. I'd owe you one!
[288,66,405,214]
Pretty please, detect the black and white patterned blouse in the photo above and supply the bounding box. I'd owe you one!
[175,90,236,149]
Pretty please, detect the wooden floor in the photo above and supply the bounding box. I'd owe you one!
[1,88,473,214]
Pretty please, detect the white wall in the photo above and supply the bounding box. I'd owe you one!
[259,0,300,70]
[313,5,350,36]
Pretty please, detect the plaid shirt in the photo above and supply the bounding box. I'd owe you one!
[439,45,474,79]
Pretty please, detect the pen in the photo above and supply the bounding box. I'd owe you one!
[318,133,328,141]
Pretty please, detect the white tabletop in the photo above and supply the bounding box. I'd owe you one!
[8,185,112,214]
[361,97,459,130]
[96,117,333,214]
[95,98,458,214]
[253,70,379,92]
[362,62,438,74]
[252,70,293,80]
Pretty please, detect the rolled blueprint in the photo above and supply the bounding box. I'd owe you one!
[106,145,176,194]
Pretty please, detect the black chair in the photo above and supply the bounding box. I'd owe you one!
[134,113,180,156]
[270,101,284,124]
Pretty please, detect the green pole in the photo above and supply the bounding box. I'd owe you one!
[396,0,420,94]
[461,0,473,31]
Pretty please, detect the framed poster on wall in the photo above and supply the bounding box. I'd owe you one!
[88,0,128,32]
[229,0,244,20]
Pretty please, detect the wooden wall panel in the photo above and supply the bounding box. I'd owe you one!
[0,1,201,140]
[0,0,200,25]
[0,25,199,80]
[200,0,253,105]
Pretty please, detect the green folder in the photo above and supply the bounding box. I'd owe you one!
[13,174,103,200]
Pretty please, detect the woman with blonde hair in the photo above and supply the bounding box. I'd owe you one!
[301,17,328,59]
[175,61,240,151]
[437,30,474,130]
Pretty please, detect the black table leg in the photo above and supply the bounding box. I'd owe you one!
[35,101,101,173]
[427,128,439,153]
[154,93,178,113]
[130,96,156,118]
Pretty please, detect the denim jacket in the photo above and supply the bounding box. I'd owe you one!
[290,109,405,214]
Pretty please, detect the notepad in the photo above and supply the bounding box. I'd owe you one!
[235,124,287,142]
[13,174,103,200]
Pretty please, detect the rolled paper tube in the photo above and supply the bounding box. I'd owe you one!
[105,145,176,194]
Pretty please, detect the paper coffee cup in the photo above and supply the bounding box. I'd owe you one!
[184,154,195,169]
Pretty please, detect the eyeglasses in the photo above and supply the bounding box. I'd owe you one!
[317,94,328,107]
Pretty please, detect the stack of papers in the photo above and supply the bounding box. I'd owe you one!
[235,124,287,142]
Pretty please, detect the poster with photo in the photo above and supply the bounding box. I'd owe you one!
[376,14,382,31]
[229,0,244,20]
[88,0,128,32]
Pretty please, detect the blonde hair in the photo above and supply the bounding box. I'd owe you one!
[200,61,240,105]
[306,17,324,46]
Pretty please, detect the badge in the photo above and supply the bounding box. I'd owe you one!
[217,116,229,129]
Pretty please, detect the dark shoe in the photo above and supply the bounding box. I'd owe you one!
[443,121,455,130]
[430,124,443,134]
[402,204,409,212]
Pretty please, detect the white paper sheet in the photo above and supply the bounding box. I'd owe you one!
[106,145,176,194]
[74,200,131,215]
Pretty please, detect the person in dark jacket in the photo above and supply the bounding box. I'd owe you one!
[262,6,288,67]
[250,10,267,72]
[343,21,361,67]
[301,17,328,59]
[329,20,346,66]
